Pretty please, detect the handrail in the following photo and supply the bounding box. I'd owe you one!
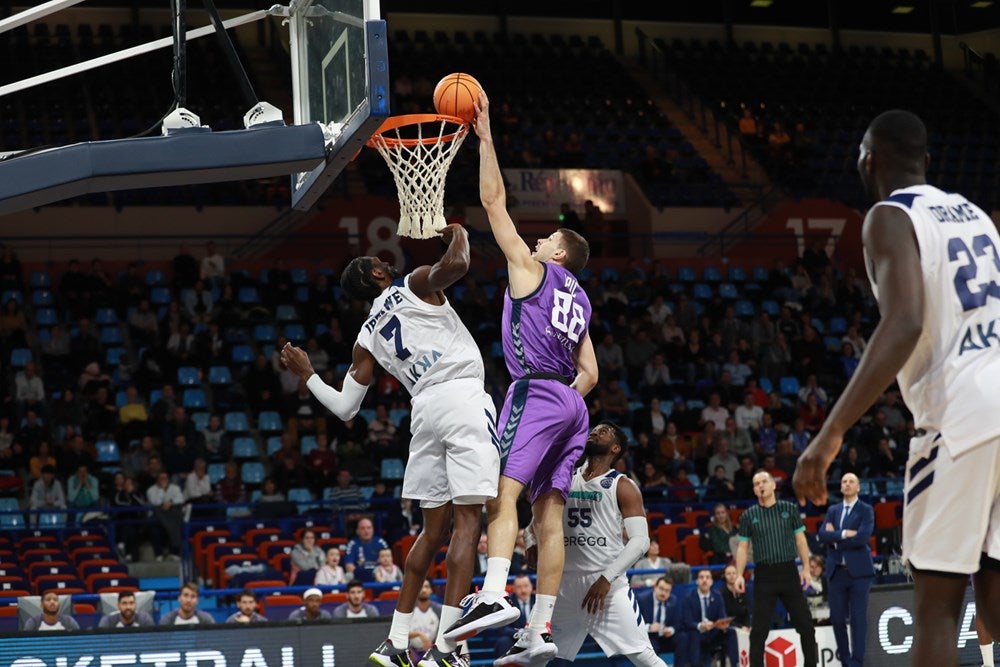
[696,185,785,257]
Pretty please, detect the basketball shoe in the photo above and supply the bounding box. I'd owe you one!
[442,591,521,642]
[369,639,414,666]
[492,625,557,666]
[416,646,469,667]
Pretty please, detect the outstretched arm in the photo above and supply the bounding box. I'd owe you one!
[794,204,924,505]
[472,92,543,296]
[409,223,470,298]
[281,342,374,420]
[571,332,599,397]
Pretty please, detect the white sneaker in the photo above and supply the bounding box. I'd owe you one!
[442,592,521,642]
[493,626,557,666]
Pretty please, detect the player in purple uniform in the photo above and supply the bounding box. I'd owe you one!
[443,91,599,665]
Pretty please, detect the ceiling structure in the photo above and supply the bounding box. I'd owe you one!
[377,0,1000,36]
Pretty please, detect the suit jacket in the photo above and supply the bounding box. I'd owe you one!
[635,589,681,634]
[678,589,728,632]
[510,594,535,627]
[817,500,875,579]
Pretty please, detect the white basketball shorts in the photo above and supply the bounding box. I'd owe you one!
[551,571,655,659]
[903,432,1000,573]
[404,377,500,508]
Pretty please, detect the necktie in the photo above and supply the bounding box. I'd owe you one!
[656,602,663,625]
[701,596,708,621]
[840,504,851,530]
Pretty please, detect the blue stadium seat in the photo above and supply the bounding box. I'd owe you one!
[677,266,696,282]
[300,436,317,455]
[779,376,800,396]
[257,411,283,433]
[358,408,377,424]
[283,323,306,341]
[254,324,276,343]
[183,388,207,409]
[824,336,842,351]
[380,458,405,480]
[190,412,210,431]
[389,408,409,426]
[760,300,780,316]
[276,304,298,322]
[718,283,739,299]
[294,286,310,303]
[31,290,53,307]
[115,391,128,408]
[177,366,200,386]
[150,286,171,305]
[734,300,755,317]
[96,440,120,464]
[29,271,51,288]
[225,412,250,433]
[238,287,260,304]
[751,266,769,282]
[600,267,620,283]
[145,269,166,286]
[290,268,309,285]
[37,512,66,528]
[265,436,282,457]
[207,463,226,484]
[1,290,23,306]
[232,437,258,460]
[99,326,123,345]
[10,348,31,368]
[241,462,266,484]
[95,307,117,325]
[208,366,232,385]
[231,345,254,364]
[828,317,847,335]
[692,283,712,300]
[728,267,747,282]
[105,347,126,366]
[702,266,721,282]
[35,308,57,327]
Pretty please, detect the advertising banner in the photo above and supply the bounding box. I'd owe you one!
[502,168,624,217]
[0,619,391,667]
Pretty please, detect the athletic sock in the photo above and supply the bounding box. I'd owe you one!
[436,605,463,653]
[527,594,556,630]
[388,610,412,649]
[982,642,995,667]
[481,557,512,594]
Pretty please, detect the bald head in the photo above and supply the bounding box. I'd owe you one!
[867,109,928,165]
[840,472,860,502]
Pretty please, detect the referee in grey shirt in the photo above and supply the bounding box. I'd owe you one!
[734,470,818,667]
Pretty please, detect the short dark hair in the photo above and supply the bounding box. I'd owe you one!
[654,576,674,587]
[118,591,135,602]
[867,109,928,166]
[181,581,200,596]
[239,589,256,601]
[347,579,365,591]
[340,256,383,301]
[600,420,629,463]
[556,228,590,274]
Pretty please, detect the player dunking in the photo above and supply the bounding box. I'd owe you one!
[443,91,598,665]
[282,224,498,667]
[794,109,1000,666]
[538,422,666,667]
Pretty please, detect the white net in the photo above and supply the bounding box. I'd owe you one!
[369,117,468,239]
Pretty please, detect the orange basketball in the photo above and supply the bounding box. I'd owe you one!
[433,73,482,123]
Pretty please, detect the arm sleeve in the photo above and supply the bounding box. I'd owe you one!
[306,373,368,421]
[603,515,651,582]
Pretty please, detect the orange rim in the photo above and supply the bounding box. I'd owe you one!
[366,113,469,148]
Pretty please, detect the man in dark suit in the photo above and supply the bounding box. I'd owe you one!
[678,568,736,667]
[492,573,534,657]
[473,532,490,578]
[636,576,681,656]
[817,473,875,667]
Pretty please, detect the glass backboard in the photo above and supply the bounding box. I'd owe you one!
[289,0,389,210]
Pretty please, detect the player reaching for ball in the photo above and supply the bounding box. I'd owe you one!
[281,224,499,667]
[442,90,598,666]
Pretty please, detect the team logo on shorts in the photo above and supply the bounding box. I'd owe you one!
[600,478,614,489]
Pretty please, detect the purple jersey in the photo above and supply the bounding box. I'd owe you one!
[501,262,592,381]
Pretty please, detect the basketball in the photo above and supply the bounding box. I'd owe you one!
[433,72,482,123]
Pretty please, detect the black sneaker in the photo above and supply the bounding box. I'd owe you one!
[369,639,414,667]
[493,627,557,666]
[416,646,469,667]
[442,592,521,642]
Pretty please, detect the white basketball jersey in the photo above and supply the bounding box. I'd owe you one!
[563,467,632,574]
[869,184,1000,456]
[356,274,485,396]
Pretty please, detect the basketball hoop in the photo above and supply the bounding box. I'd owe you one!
[366,113,469,239]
